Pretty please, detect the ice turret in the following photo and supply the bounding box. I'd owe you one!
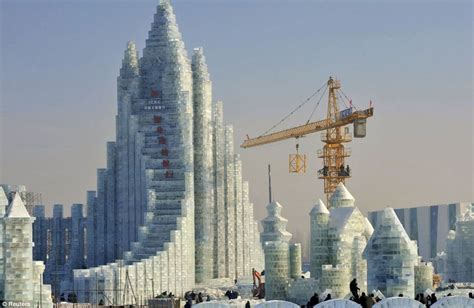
[363,207,419,298]
[329,182,355,208]
[261,200,292,300]
[192,47,214,283]
[3,194,34,303]
[310,199,330,278]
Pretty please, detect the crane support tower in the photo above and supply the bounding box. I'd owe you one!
[241,77,374,204]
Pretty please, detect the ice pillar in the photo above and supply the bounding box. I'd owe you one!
[192,47,214,283]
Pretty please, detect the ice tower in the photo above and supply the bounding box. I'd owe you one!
[261,201,293,300]
[70,0,264,302]
[1,193,53,307]
[363,207,419,298]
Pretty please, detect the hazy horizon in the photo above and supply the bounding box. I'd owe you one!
[1,0,472,241]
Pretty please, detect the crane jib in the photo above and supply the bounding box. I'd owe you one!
[241,107,373,148]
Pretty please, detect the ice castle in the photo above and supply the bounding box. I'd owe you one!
[27,0,264,303]
[309,183,374,298]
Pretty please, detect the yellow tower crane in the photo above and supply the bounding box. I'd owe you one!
[241,77,374,204]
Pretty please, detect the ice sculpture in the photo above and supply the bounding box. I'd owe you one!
[363,207,419,298]
[310,184,373,295]
[70,0,264,302]
[372,297,424,308]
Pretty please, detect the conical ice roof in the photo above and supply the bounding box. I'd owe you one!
[363,207,417,257]
[5,192,30,218]
[329,182,355,208]
[310,199,329,215]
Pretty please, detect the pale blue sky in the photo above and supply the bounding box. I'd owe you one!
[1,0,472,239]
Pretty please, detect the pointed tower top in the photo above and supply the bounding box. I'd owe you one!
[379,207,414,244]
[310,199,329,216]
[120,41,139,77]
[329,182,355,208]
[5,193,30,218]
[363,207,418,258]
[261,200,292,244]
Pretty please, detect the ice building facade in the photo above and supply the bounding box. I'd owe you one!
[33,0,267,303]
[363,207,419,298]
[0,189,53,307]
[368,202,473,260]
[444,208,474,282]
[32,203,86,296]
[309,184,373,296]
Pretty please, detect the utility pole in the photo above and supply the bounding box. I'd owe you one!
[268,164,272,203]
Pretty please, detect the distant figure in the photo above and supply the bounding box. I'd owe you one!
[431,293,437,303]
[245,301,251,308]
[191,291,197,301]
[308,293,319,307]
[98,299,104,305]
[359,292,368,308]
[324,294,331,301]
[366,294,376,308]
[197,292,203,303]
[469,292,474,299]
[184,299,192,308]
[419,294,426,304]
[350,279,360,300]
[206,295,211,302]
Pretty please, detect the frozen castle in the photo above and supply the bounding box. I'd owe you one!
[31,0,263,303]
[261,183,435,302]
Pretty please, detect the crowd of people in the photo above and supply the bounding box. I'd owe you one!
[303,278,474,308]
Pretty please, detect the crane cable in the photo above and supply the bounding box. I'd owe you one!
[306,85,328,124]
[338,88,359,110]
[260,82,328,137]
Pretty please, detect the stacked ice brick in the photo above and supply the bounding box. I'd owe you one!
[445,208,474,282]
[0,189,53,307]
[310,183,373,297]
[363,207,419,298]
[261,201,296,300]
[72,0,264,303]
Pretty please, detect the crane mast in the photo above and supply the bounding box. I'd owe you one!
[319,77,352,201]
[241,77,374,205]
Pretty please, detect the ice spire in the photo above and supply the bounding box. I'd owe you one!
[5,193,30,218]
[120,41,139,77]
[329,182,355,208]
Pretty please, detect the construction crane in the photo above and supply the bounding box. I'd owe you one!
[241,77,374,203]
